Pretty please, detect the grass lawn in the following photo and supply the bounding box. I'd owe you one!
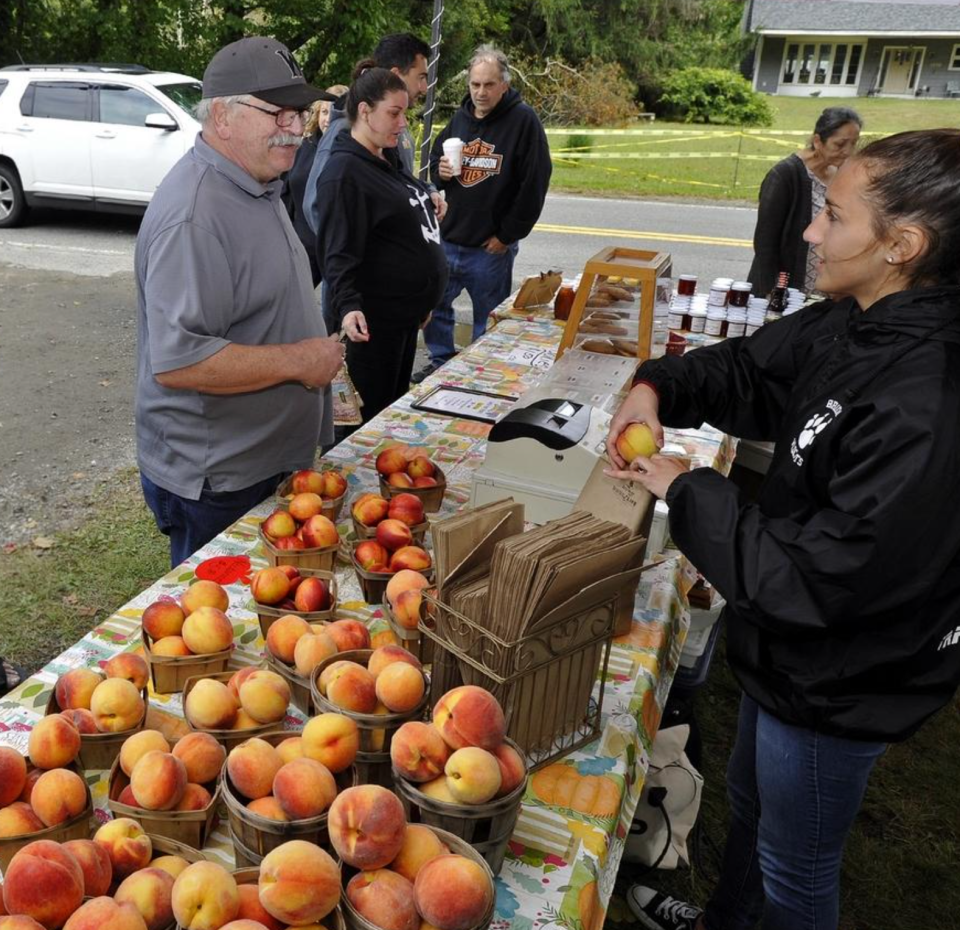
[549,96,960,200]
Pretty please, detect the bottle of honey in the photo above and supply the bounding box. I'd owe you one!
[554,285,576,321]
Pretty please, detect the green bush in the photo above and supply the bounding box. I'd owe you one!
[659,67,774,126]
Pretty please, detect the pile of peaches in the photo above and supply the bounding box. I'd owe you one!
[391,686,526,806]
[142,579,235,659]
[223,711,357,823]
[0,743,88,838]
[384,569,431,631]
[285,467,348,503]
[250,565,333,615]
[375,446,442,490]
[353,493,432,576]
[316,645,427,717]
[264,615,370,680]
[260,500,339,554]
[329,783,494,930]
[112,729,224,814]
[183,667,290,733]
[51,653,148,736]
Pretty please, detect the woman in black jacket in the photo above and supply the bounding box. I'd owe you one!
[748,107,861,298]
[315,67,447,422]
[607,130,960,930]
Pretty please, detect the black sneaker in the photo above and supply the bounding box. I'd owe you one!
[627,886,703,930]
[411,361,442,385]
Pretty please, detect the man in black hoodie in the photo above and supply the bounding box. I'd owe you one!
[413,45,552,382]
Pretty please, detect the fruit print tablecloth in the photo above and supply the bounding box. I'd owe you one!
[0,311,734,930]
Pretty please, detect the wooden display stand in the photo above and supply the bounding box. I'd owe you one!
[556,246,672,361]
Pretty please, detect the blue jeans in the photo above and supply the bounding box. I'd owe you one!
[704,695,886,930]
[423,240,518,365]
[141,472,286,569]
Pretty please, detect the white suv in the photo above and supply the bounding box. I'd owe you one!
[0,63,202,227]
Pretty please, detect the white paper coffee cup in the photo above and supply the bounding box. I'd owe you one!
[443,137,464,175]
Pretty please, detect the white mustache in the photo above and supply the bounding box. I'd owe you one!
[268,133,303,148]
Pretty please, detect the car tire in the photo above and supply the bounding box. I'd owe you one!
[0,163,28,228]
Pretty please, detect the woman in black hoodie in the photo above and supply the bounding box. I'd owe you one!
[315,66,448,422]
[606,131,960,930]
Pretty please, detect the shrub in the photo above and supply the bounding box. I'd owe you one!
[659,67,774,126]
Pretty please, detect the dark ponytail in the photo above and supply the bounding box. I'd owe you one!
[345,65,406,122]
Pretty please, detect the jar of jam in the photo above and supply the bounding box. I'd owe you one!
[554,285,576,321]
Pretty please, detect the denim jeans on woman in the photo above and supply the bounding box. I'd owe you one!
[704,694,886,930]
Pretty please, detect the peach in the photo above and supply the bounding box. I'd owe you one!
[387,494,424,528]
[184,678,238,730]
[150,636,191,657]
[274,536,306,551]
[413,856,493,930]
[231,709,261,730]
[130,751,187,811]
[247,796,287,821]
[321,471,347,500]
[317,661,353,696]
[171,862,239,930]
[120,730,171,777]
[288,493,324,522]
[175,783,213,812]
[375,663,425,713]
[294,632,338,678]
[300,515,338,549]
[389,546,431,573]
[181,607,234,655]
[346,870,418,930]
[327,785,406,870]
[291,470,325,495]
[432,686,505,751]
[30,768,87,826]
[239,669,290,724]
[325,664,378,714]
[387,472,414,489]
[276,736,304,764]
[227,738,283,800]
[368,645,422,678]
[266,615,312,664]
[62,898,146,930]
[392,590,424,631]
[325,619,371,652]
[615,421,658,464]
[0,747,27,806]
[90,678,144,733]
[257,841,340,926]
[250,568,292,606]
[114,868,175,930]
[2,839,84,929]
[54,668,103,711]
[352,495,389,528]
[172,731,225,784]
[355,541,388,572]
[0,919,46,930]
[390,825,450,884]
[376,447,409,477]
[444,748,501,804]
[93,818,152,881]
[180,580,230,616]
[376,519,414,552]
[418,776,457,804]
[386,571,430,608]
[492,743,526,797]
[0,802,44,837]
[294,577,332,613]
[18,769,43,805]
[261,510,297,542]
[59,709,98,734]
[235,885,284,930]
[407,456,435,479]
[141,600,186,641]
[413,477,438,488]
[103,654,150,691]
[117,786,138,806]
[273,758,337,820]
[302,713,359,774]
[226,666,259,701]
[28,715,81,769]
[148,856,189,880]
[61,840,112,898]
[390,722,450,783]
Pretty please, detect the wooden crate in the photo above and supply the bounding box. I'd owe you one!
[254,568,338,638]
[260,527,339,572]
[378,465,446,513]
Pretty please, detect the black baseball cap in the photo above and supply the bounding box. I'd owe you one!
[202,37,336,108]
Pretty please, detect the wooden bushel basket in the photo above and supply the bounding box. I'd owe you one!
[181,671,277,751]
[377,465,447,513]
[142,627,232,696]
[254,568,338,639]
[232,867,347,930]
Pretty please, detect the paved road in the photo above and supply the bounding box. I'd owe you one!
[0,193,759,283]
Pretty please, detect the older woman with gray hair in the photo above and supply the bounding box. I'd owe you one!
[748,106,862,297]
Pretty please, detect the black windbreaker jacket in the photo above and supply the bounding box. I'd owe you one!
[636,287,960,741]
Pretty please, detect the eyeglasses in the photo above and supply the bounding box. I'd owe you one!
[237,101,308,128]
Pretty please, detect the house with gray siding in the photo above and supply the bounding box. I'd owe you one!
[743,0,960,98]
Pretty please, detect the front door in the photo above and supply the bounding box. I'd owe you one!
[879,47,922,94]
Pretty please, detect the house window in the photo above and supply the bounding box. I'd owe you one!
[780,39,865,88]
[783,43,799,83]
[949,44,960,70]
[831,45,848,84]
[846,45,862,84]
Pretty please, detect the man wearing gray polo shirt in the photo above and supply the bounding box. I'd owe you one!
[135,37,345,567]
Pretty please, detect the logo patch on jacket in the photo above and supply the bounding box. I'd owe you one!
[458,139,503,187]
[790,399,842,466]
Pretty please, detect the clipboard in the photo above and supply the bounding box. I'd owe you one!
[410,385,520,424]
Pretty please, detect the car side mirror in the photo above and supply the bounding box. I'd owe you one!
[145,112,178,131]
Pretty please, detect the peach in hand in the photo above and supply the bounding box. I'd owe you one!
[103,654,150,691]
[413,855,493,930]
[273,758,337,820]
[0,746,27,807]
[28,714,81,769]
[90,678,144,733]
[257,840,340,926]
[327,785,406,870]
[615,421,658,464]
[93,818,152,881]
[170,862,239,930]
[120,730,171,778]
[346,869,418,930]
[114,868,175,930]
[432,686,505,751]
[2,839,84,929]
[180,580,229,616]
[54,668,103,712]
[390,721,450,783]
[302,713,359,774]
[227,738,283,800]
[172,731,225,784]
[61,840,112,898]
[130,751,188,811]
[29,768,87,827]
